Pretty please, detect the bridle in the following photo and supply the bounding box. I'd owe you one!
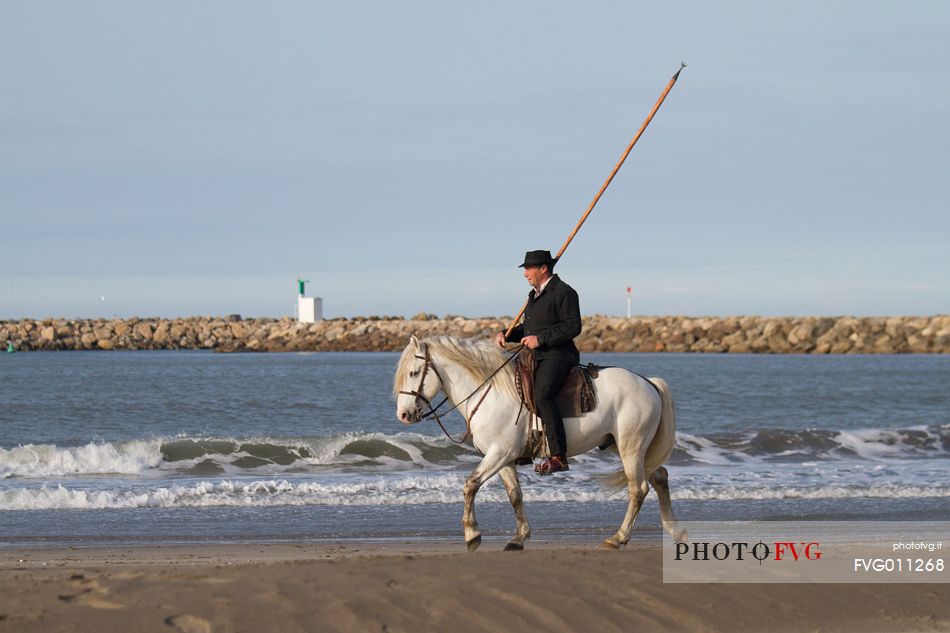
[398,342,524,444]
[398,343,446,420]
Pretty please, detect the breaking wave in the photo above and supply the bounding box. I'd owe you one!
[670,424,950,466]
[1,424,946,480]
[0,433,480,479]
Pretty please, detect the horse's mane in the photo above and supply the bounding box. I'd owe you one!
[393,336,519,402]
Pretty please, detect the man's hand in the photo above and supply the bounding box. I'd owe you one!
[521,335,540,350]
[493,331,507,349]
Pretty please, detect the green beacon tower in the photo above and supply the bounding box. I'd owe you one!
[295,278,323,323]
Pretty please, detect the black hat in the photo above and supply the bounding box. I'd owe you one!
[519,250,557,269]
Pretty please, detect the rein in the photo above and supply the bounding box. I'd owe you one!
[399,343,524,444]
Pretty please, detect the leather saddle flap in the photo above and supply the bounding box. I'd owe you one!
[555,365,598,418]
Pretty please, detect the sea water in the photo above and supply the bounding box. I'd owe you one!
[1,351,947,546]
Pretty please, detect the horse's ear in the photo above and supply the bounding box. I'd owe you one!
[410,335,420,350]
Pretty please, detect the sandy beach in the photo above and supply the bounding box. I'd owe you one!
[2,541,948,633]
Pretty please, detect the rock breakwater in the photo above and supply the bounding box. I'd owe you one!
[2,315,948,353]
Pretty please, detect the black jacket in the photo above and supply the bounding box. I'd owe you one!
[505,274,581,363]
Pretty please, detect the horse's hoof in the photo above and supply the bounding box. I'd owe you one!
[466,535,482,552]
[600,539,621,550]
[503,542,524,552]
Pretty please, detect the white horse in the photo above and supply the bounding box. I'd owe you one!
[394,335,686,551]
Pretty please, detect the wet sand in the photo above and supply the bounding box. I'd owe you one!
[1,541,948,633]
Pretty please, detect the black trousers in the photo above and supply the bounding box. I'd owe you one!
[534,358,574,457]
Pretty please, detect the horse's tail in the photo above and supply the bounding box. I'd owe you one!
[643,377,676,475]
[595,376,676,491]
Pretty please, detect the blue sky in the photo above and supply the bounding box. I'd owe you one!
[2,1,948,319]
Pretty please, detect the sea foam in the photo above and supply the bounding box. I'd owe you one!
[2,470,948,511]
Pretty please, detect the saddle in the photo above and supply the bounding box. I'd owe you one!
[514,348,598,417]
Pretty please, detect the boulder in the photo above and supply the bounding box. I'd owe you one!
[830,340,852,354]
[134,322,153,340]
[906,335,930,353]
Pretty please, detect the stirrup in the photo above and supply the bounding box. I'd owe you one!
[536,455,569,475]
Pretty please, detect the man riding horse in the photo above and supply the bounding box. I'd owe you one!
[494,250,581,475]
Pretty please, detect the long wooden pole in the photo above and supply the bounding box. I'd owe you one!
[504,63,686,338]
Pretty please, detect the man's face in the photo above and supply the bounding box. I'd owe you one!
[523,264,549,290]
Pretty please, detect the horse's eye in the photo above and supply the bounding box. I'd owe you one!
[409,370,420,377]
